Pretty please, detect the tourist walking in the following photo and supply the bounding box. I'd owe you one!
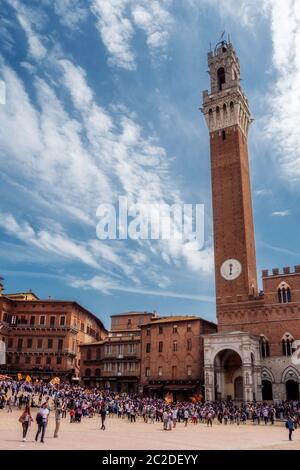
[35,403,49,443]
[286,416,295,441]
[19,405,33,442]
[100,403,107,430]
[184,408,189,427]
[54,402,62,438]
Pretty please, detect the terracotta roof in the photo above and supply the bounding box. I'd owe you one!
[142,316,200,325]
[80,335,140,347]
[110,311,156,317]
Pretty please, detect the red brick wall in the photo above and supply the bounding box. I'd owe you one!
[110,313,155,332]
[218,299,300,355]
[210,126,258,305]
[140,319,217,385]
[263,271,300,305]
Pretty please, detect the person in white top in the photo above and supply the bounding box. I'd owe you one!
[35,403,49,443]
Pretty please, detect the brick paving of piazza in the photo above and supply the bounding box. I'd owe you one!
[0,409,299,450]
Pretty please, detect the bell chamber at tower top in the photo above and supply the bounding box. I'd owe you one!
[201,40,251,137]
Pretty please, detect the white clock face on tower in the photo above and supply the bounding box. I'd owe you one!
[220,259,242,281]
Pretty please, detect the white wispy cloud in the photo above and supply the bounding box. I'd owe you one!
[71,275,214,302]
[271,210,291,217]
[255,189,273,196]
[53,0,88,30]
[132,1,173,57]
[0,213,99,268]
[0,1,217,308]
[91,0,174,70]
[188,0,264,29]
[263,0,300,184]
[259,240,300,257]
[9,0,47,61]
[91,0,136,70]
[0,56,212,279]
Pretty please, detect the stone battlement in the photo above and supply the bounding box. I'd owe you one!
[262,266,300,277]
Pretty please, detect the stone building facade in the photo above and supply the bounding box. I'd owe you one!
[202,40,300,402]
[0,292,107,380]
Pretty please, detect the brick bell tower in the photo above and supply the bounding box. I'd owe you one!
[202,40,258,312]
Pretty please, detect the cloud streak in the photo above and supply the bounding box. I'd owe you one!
[71,275,215,302]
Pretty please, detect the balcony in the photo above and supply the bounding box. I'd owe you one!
[9,324,77,332]
[100,370,139,378]
[6,348,75,356]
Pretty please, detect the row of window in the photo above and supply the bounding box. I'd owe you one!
[146,339,193,354]
[84,362,137,376]
[4,314,67,327]
[104,344,136,356]
[260,337,296,357]
[2,314,100,340]
[8,338,64,350]
[112,318,145,326]
[145,365,192,378]
[7,355,63,365]
[103,362,136,372]
[146,324,193,336]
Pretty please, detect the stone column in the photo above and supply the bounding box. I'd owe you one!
[253,367,262,401]
[242,365,253,401]
[204,367,215,401]
[215,366,224,400]
[0,340,6,365]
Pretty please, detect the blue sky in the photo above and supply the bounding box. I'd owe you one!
[1,0,300,329]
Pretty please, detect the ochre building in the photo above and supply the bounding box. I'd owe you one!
[0,292,107,380]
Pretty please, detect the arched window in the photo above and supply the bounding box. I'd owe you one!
[95,368,101,376]
[230,101,234,111]
[278,282,292,303]
[217,67,226,91]
[282,334,294,356]
[260,336,270,358]
[216,106,220,114]
[85,368,91,377]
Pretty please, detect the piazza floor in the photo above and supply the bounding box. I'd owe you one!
[0,409,299,450]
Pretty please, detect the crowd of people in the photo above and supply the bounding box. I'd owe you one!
[0,378,299,442]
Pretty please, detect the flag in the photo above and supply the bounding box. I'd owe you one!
[191,393,203,403]
[17,373,22,381]
[25,375,31,383]
[50,376,60,385]
[164,392,173,404]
